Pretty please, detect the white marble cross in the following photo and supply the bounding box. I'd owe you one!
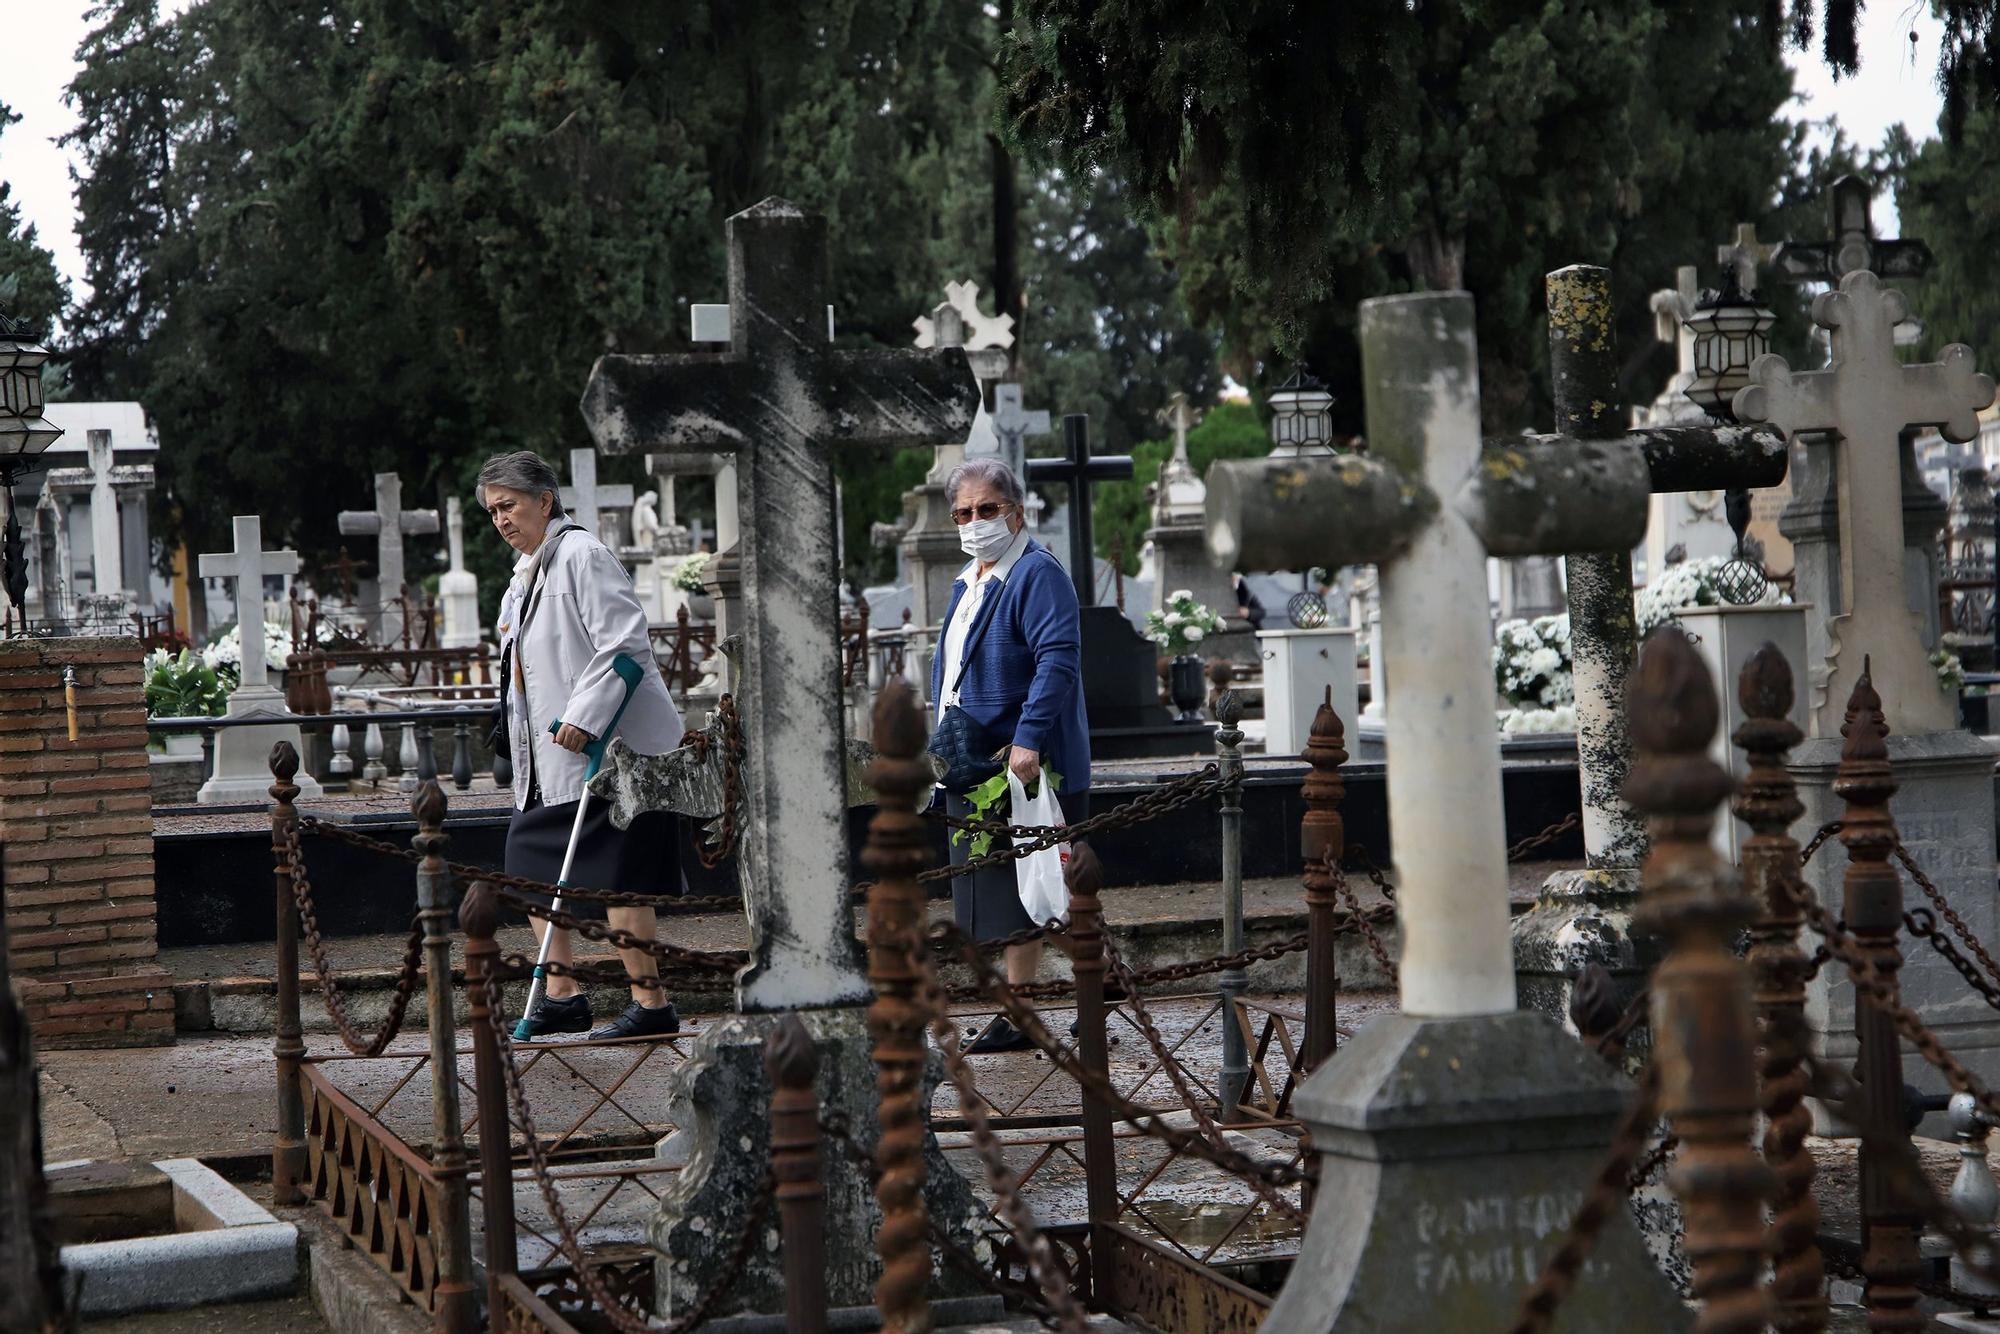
[1718,222,1778,292]
[912,278,1015,355]
[581,197,979,1012]
[200,515,298,694]
[984,382,1051,480]
[84,431,125,599]
[559,448,634,544]
[338,473,439,642]
[1735,269,1995,736]
[439,497,481,649]
[1154,391,1206,522]
[445,495,469,575]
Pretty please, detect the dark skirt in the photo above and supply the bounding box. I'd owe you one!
[948,787,1090,941]
[504,793,685,921]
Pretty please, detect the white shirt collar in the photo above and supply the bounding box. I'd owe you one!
[954,526,1032,589]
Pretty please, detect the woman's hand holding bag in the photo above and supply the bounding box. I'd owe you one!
[1006,770,1069,926]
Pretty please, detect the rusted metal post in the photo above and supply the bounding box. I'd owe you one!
[412,781,475,1333]
[766,1014,828,1334]
[1299,686,1348,1075]
[459,882,518,1322]
[1732,643,1828,1334]
[1067,843,1118,1252]
[1215,689,1250,1119]
[1836,661,1926,1331]
[269,741,307,1205]
[1625,628,1773,1332]
[862,681,933,1334]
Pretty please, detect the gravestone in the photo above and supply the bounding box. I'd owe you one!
[1145,393,1253,664]
[1733,268,2000,1124]
[196,516,323,804]
[579,197,987,1319]
[559,447,633,546]
[438,497,481,649]
[984,382,1050,483]
[1030,415,1202,756]
[1207,289,1681,1330]
[1942,466,1997,674]
[336,473,439,645]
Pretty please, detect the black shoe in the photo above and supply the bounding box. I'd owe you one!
[588,1001,681,1041]
[517,993,592,1042]
[965,1017,1035,1054]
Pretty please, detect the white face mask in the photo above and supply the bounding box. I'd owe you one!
[958,514,1015,562]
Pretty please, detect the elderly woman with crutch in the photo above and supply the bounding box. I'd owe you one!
[929,457,1092,1053]
[480,450,687,1041]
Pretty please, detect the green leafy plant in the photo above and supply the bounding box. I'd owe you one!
[144,648,229,721]
[952,765,1065,859]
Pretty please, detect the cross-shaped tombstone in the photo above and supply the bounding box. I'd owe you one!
[337,473,439,644]
[438,497,481,649]
[983,382,1051,481]
[1778,175,1933,284]
[1216,291,1682,1328]
[1735,269,1995,736]
[196,515,323,802]
[84,431,127,604]
[1026,415,1133,606]
[558,447,634,546]
[580,196,978,1012]
[1718,221,1780,293]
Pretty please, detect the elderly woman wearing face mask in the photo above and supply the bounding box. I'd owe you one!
[480,450,687,1042]
[930,457,1091,1053]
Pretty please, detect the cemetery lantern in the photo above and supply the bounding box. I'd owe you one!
[0,305,62,611]
[1267,367,1336,456]
[1683,269,1776,423]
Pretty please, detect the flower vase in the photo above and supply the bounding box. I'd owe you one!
[688,591,715,620]
[1168,654,1206,723]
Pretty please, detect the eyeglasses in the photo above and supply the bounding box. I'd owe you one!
[950,502,1013,525]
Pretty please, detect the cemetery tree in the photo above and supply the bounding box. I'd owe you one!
[1889,106,2000,377]
[0,100,66,338]
[1093,402,1269,575]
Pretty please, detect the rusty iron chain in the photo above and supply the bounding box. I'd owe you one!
[1893,841,2000,988]
[480,968,771,1333]
[1799,819,1843,866]
[1330,857,1397,984]
[1594,987,1651,1059]
[486,885,746,974]
[1626,1131,1678,1190]
[1904,908,2000,1011]
[281,823,425,1056]
[1504,1061,1665,1334]
[1506,810,1582,863]
[926,765,1227,884]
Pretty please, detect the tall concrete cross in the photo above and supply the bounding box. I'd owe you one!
[438,497,480,649]
[1212,293,1682,1328]
[337,472,438,641]
[580,196,979,1012]
[985,383,1051,480]
[1777,174,1933,283]
[1026,414,1132,607]
[559,448,633,545]
[201,515,297,694]
[1735,269,1995,736]
[84,430,125,601]
[194,517,322,802]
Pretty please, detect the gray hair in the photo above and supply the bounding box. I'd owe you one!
[476,450,567,516]
[944,457,1026,510]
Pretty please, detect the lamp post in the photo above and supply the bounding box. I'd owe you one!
[1683,270,1778,603]
[1266,368,1336,457]
[0,304,63,617]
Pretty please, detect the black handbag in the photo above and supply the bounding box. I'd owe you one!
[928,628,1006,792]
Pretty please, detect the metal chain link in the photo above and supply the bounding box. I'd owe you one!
[1893,841,2000,988]
[486,885,746,974]
[1799,820,1843,866]
[1330,857,1397,983]
[1507,810,1582,863]
[281,823,425,1056]
[1905,908,2000,1011]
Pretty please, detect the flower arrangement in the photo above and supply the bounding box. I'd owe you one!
[671,551,713,595]
[144,648,230,719]
[200,621,291,684]
[1145,590,1227,657]
[1498,705,1577,736]
[1492,614,1573,711]
[1934,648,1966,694]
[1634,555,1782,634]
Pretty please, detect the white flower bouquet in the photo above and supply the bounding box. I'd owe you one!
[671,551,713,595]
[1634,555,1782,634]
[1492,614,1573,711]
[201,621,291,684]
[1145,590,1226,656]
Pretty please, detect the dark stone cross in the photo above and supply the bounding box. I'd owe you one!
[1777,173,1933,283]
[1027,414,1132,606]
[579,196,979,1012]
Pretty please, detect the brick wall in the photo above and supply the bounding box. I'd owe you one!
[0,637,173,1048]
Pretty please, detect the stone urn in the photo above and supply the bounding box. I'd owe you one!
[687,590,715,621]
[1168,654,1206,723]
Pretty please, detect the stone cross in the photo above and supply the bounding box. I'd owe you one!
[445,495,469,575]
[1777,174,1933,283]
[200,515,299,694]
[559,448,634,545]
[911,278,1015,357]
[1026,415,1133,608]
[982,383,1051,480]
[337,472,439,641]
[1718,222,1779,293]
[580,196,978,1012]
[439,497,481,649]
[1153,392,1206,524]
[1735,269,1995,736]
[85,431,124,601]
[1650,266,1701,378]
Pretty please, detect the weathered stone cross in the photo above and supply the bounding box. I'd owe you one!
[984,383,1051,480]
[559,447,634,545]
[203,515,297,695]
[580,196,979,1012]
[197,515,322,803]
[337,472,438,643]
[85,431,127,602]
[1735,269,1995,736]
[1777,174,1933,283]
[1027,415,1133,607]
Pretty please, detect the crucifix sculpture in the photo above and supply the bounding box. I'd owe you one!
[337,473,439,645]
[985,383,1051,481]
[1026,415,1133,607]
[1777,175,1932,284]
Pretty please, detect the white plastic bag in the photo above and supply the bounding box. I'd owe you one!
[1007,770,1071,925]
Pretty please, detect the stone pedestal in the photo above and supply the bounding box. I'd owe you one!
[196,686,323,804]
[439,569,479,648]
[1256,627,1357,759]
[1673,603,1811,863]
[1793,729,2000,1134]
[650,1009,986,1321]
[1261,1012,1685,1332]
[1512,868,1656,1057]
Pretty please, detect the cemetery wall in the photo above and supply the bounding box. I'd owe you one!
[0,637,174,1048]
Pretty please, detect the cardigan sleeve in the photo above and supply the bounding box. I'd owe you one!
[557,543,656,739]
[1010,554,1082,756]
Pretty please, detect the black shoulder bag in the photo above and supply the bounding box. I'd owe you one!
[927,627,1006,793]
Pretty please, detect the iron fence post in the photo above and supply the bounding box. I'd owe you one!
[766,1014,828,1334]
[413,781,475,1332]
[451,708,473,791]
[1299,687,1348,1076]
[268,742,307,1205]
[1214,691,1249,1120]
[459,882,518,1322]
[1068,843,1118,1279]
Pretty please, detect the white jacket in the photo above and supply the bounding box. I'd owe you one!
[495,522,684,809]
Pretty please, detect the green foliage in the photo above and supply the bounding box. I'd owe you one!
[1089,403,1269,572]
[1890,102,2000,381]
[953,764,1064,859]
[143,648,229,719]
[0,99,68,340]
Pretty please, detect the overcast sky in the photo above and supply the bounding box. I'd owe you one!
[0,2,1956,315]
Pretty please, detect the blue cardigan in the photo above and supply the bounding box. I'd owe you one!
[931,539,1092,793]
